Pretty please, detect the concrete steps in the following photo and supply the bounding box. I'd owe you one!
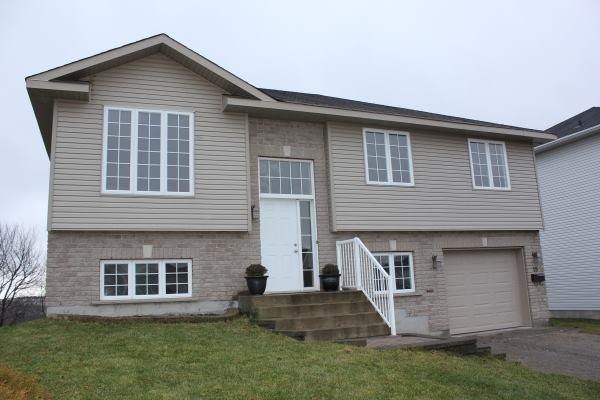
[239,290,390,342]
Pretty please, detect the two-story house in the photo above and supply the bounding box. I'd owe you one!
[27,34,554,337]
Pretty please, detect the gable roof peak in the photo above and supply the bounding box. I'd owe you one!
[26,33,274,102]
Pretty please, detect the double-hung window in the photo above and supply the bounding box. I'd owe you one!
[363,128,414,185]
[372,252,415,293]
[103,107,194,195]
[101,259,192,300]
[468,139,511,190]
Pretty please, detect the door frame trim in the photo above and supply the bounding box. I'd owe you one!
[258,157,319,291]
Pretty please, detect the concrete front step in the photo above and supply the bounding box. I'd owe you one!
[244,290,364,307]
[239,290,391,342]
[279,323,391,342]
[259,311,383,331]
[255,300,374,320]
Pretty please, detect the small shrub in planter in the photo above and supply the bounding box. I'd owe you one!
[245,264,268,295]
[319,263,340,292]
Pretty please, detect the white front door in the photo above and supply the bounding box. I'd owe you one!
[260,198,303,292]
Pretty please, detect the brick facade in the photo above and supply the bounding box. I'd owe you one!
[46,117,549,332]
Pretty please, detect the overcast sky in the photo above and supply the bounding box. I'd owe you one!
[1,0,599,245]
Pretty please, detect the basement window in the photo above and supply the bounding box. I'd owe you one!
[100,260,192,300]
[372,252,415,293]
[103,107,194,196]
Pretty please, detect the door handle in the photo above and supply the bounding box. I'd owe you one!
[294,250,299,253]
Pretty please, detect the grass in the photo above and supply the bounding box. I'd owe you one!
[550,318,600,334]
[0,318,598,400]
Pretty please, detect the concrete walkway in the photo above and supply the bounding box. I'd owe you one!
[477,327,600,381]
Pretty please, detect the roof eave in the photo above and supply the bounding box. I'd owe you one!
[535,123,600,154]
[26,81,91,157]
[223,96,556,143]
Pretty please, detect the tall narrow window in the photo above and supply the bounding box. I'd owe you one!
[468,139,510,189]
[365,131,388,182]
[299,201,314,287]
[167,113,191,193]
[137,112,161,192]
[103,107,193,195]
[363,129,414,185]
[105,110,131,191]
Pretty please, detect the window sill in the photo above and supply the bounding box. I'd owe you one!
[366,182,415,187]
[100,191,195,199]
[92,297,196,305]
[471,187,511,192]
[393,291,421,298]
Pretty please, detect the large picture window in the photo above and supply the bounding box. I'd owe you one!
[103,107,194,195]
[468,139,511,190]
[363,128,414,185]
[100,260,192,300]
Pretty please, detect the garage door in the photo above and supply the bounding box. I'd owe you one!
[445,249,528,335]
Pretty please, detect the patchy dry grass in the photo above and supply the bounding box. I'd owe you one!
[0,318,598,399]
[0,364,50,400]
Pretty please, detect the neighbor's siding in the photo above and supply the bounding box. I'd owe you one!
[537,134,600,311]
[50,52,249,231]
[327,122,543,231]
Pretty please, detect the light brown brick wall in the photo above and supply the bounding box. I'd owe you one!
[46,117,548,331]
[46,231,258,308]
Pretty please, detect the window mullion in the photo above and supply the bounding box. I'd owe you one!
[159,261,166,296]
[128,262,134,299]
[160,112,167,194]
[388,254,395,291]
[131,111,138,193]
[485,142,495,188]
[384,132,393,183]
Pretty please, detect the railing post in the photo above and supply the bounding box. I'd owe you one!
[353,237,362,289]
[336,242,343,290]
[387,272,396,335]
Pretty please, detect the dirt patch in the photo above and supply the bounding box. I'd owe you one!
[478,327,600,381]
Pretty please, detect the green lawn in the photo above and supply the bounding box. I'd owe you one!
[550,318,600,335]
[0,318,599,400]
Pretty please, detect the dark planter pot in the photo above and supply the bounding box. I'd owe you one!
[245,276,268,295]
[319,274,341,292]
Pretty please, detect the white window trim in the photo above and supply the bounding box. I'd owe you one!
[258,157,316,200]
[362,128,415,186]
[372,252,416,294]
[100,259,193,301]
[101,106,195,196]
[467,138,511,191]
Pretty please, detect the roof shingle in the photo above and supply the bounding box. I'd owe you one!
[546,107,600,138]
[259,88,543,133]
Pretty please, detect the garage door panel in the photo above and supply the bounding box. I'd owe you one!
[445,249,527,334]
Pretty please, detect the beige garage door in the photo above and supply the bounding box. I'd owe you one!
[445,249,529,335]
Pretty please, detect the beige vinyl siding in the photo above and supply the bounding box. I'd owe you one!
[50,52,249,231]
[327,122,543,231]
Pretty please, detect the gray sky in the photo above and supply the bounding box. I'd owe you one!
[1,0,599,244]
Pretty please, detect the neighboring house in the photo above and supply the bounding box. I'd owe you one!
[26,34,554,337]
[536,108,600,319]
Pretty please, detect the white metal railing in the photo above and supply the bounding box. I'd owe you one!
[336,237,396,335]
